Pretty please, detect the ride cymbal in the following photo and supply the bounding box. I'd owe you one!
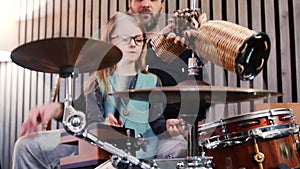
[109,82,282,104]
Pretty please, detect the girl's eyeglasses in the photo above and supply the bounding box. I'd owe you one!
[111,35,145,46]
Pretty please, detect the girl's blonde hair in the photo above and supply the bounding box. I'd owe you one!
[84,12,147,95]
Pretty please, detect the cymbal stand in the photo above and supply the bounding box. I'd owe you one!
[181,117,213,169]
[59,66,151,169]
[62,111,152,169]
[188,51,200,76]
[59,66,87,135]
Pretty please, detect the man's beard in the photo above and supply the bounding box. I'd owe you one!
[138,11,161,32]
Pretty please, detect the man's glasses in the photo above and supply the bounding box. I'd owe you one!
[111,35,145,46]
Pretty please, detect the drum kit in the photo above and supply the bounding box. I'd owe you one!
[10,12,300,169]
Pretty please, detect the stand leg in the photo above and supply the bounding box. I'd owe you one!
[181,120,214,168]
[187,123,199,157]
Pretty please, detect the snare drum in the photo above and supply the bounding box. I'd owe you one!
[199,108,300,169]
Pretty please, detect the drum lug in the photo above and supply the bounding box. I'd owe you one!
[219,119,227,134]
[267,111,276,125]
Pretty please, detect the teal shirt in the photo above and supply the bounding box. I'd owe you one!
[98,71,159,159]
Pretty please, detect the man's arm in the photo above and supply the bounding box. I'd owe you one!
[149,103,167,136]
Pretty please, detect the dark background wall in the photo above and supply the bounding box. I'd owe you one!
[0,0,299,168]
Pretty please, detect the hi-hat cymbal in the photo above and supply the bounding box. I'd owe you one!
[109,82,282,104]
[11,37,122,73]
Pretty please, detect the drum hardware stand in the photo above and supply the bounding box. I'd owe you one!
[59,66,152,169]
[177,117,214,169]
[219,119,226,133]
[289,112,300,158]
[188,51,202,76]
[126,129,133,155]
[135,134,148,152]
[219,119,231,142]
[294,122,300,157]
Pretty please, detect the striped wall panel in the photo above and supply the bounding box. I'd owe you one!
[0,0,299,168]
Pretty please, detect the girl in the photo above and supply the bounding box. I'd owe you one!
[85,12,161,158]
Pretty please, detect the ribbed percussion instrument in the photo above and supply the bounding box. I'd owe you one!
[151,8,202,63]
[189,20,271,80]
[151,34,187,63]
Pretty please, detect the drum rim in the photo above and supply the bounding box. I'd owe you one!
[198,108,293,131]
[199,123,298,149]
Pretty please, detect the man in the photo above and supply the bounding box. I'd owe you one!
[128,0,208,159]
[128,0,205,113]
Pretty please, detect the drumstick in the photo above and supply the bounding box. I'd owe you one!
[42,75,60,131]
[114,99,120,124]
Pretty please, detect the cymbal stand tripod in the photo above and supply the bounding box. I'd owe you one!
[178,114,213,169]
[59,66,151,169]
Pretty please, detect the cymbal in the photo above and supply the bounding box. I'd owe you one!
[11,37,122,73]
[109,83,282,104]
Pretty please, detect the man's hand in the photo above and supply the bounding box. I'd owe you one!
[184,12,207,46]
[160,18,186,46]
[19,102,63,137]
[166,118,185,137]
[162,12,208,47]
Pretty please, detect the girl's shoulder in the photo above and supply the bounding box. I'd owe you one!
[139,70,160,81]
[138,70,161,87]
